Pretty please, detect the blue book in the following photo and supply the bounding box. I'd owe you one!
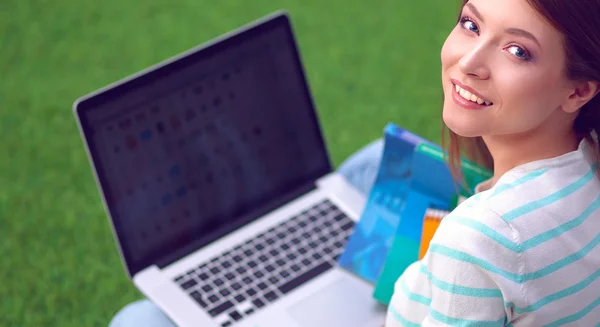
[337,123,432,284]
[372,143,492,304]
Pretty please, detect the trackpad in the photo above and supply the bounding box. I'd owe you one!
[286,277,383,327]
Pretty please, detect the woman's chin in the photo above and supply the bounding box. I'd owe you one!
[442,110,485,138]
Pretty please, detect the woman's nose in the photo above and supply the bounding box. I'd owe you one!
[458,43,490,80]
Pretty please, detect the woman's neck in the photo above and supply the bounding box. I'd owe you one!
[482,127,580,187]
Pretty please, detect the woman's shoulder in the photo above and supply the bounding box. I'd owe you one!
[475,156,598,223]
[427,200,521,280]
[434,197,516,252]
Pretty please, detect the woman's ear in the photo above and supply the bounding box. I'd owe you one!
[563,80,600,113]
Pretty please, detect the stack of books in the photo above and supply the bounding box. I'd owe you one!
[337,123,492,304]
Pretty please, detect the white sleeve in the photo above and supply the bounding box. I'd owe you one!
[386,207,519,326]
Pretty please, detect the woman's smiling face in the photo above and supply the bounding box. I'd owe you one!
[441,0,574,138]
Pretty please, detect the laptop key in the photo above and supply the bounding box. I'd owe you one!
[242,277,253,284]
[234,294,246,303]
[236,267,246,274]
[224,273,235,281]
[257,282,268,290]
[190,291,208,308]
[268,276,279,284]
[246,288,257,297]
[202,284,213,293]
[252,298,265,308]
[279,262,332,294]
[280,270,290,279]
[220,288,231,297]
[208,300,234,317]
[341,222,354,231]
[229,310,243,321]
[222,322,232,327]
[231,282,242,291]
[214,278,224,286]
[181,279,197,290]
[208,294,219,303]
[264,291,279,302]
[210,267,221,274]
[247,260,258,268]
[334,213,346,222]
[198,272,210,281]
[222,261,232,269]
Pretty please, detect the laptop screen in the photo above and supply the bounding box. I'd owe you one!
[75,14,331,276]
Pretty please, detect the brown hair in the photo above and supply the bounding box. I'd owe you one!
[443,0,600,188]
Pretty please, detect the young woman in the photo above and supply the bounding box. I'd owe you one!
[386,0,600,325]
[111,0,600,325]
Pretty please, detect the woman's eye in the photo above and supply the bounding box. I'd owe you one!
[460,17,479,34]
[508,45,531,61]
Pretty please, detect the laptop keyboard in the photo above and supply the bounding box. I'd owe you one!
[173,199,355,326]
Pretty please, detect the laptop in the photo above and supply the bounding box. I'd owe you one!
[73,10,386,327]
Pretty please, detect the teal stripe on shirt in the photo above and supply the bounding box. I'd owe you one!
[395,278,507,327]
[514,268,600,314]
[429,308,506,327]
[490,168,549,198]
[444,215,522,252]
[429,234,600,283]
[419,263,503,297]
[502,165,597,222]
[400,274,432,305]
[543,295,600,327]
[419,262,600,315]
[445,193,600,252]
[388,305,421,327]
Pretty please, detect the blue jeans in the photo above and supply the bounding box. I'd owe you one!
[109,139,383,327]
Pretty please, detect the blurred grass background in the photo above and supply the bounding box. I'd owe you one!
[0,0,459,325]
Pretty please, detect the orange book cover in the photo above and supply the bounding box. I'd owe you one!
[418,208,450,259]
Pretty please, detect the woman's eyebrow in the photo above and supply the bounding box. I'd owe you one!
[466,3,484,22]
[466,2,541,48]
[505,28,541,48]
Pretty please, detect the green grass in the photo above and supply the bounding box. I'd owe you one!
[0,0,459,325]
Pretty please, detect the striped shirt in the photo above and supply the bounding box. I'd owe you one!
[386,139,600,326]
